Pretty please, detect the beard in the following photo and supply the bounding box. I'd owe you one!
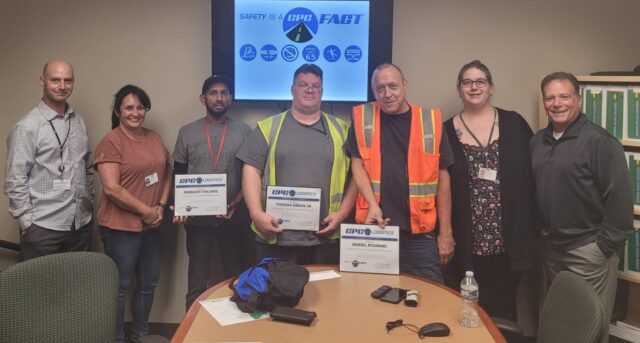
[206,102,228,117]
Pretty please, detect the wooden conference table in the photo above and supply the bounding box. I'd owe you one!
[172,266,506,343]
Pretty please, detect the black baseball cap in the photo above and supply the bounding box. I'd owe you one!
[201,75,233,95]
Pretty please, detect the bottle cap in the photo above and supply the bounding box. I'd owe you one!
[465,271,474,277]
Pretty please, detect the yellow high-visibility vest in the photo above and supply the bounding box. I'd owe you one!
[254,111,350,244]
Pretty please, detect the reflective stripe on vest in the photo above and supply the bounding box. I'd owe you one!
[254,111,350,244]
[420,107,436,154]
[409,182,438,197]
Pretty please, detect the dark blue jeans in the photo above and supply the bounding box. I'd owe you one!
[399,234,443,283]
[99,227,160,343]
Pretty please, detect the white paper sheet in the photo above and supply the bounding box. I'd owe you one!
[199,296,269,326]
[309,269,342,282]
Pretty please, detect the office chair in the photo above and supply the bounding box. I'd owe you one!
[0,251,119,343]
[537,270,605,343]
[494,270,606,343]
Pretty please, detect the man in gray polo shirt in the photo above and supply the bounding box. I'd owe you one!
[4,59,94,260]
[172,75,253,310]
[237,64,357,264]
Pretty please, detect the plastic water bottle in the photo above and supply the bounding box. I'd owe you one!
[460,270,480,328]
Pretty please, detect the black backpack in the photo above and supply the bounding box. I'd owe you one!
[229,258,310,313]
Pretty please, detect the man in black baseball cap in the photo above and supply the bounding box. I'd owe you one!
[172,74,254,310]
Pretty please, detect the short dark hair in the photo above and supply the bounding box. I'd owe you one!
[293,64,323,82]
[540,72,580,96]
[201,75,233,95]
[111,85,151,129]
[457,60,493,87]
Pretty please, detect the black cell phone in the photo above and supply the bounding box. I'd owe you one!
[270,306,317,326]
[380,287,406,304]
[371,285,392,299]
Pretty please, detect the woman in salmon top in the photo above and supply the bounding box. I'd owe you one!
[94,85,171,343]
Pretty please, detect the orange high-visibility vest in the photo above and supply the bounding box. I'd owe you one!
[353,102,442,234]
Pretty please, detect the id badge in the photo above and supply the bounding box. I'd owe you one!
[145,172,159,187]
[478,167,498,182]
[53,179,71,191]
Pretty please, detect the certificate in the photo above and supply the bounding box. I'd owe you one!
[174,174,227,216]
[339,224,399,275]
[265,186,321,231]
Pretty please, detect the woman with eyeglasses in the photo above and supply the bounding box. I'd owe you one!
[94,85,172,343]
[444,60,536,321]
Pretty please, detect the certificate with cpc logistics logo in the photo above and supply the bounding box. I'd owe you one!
[265,186,321,231]
[174,174,227,216]
[339,224,399,275]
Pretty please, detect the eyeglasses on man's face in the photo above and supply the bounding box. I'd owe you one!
[294,83,322,92]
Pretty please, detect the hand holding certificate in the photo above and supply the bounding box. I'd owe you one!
[174,174,227,216]
[340,224,400,275]
[265,186,321,231]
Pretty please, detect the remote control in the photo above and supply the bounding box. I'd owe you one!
[371,285,392,299]
[270,306,317,326]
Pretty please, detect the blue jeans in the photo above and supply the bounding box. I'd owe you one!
[100,227,160,343]
[399,234,443,283]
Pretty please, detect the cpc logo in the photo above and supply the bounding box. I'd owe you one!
[271,189,296,197]
[179,177,203,184]
[283,7,318,43]
[345,228,372,236]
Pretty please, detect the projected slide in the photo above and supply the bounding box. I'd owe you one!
[234,0,370,101]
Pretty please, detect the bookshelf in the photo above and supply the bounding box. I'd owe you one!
[619,271,640,284]
[539,75,640,339]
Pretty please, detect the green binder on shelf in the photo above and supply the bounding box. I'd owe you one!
[629,88,640,140]
[629,155,640,205]
[636,159,640,206]
[585,87,603,126]
[579,84,586,113]
[629,228,640,273]
[606,89,624,139]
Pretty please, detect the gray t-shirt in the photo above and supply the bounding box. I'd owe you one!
[237,112,338,246]
[173,116,250,227]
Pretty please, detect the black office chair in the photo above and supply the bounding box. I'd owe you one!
[0,251,119,343]
[495,270,606,343]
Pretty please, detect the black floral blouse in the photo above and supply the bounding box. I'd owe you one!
[462,140,506,255]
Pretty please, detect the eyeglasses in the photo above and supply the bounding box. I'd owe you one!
[295,83,322,92]
[460,79,489,89]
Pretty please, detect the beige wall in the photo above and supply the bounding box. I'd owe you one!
[1,0,639,324]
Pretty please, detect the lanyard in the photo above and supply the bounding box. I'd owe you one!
[459,107,497,149]
[48,116,71,173]
[203,117,228,173]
